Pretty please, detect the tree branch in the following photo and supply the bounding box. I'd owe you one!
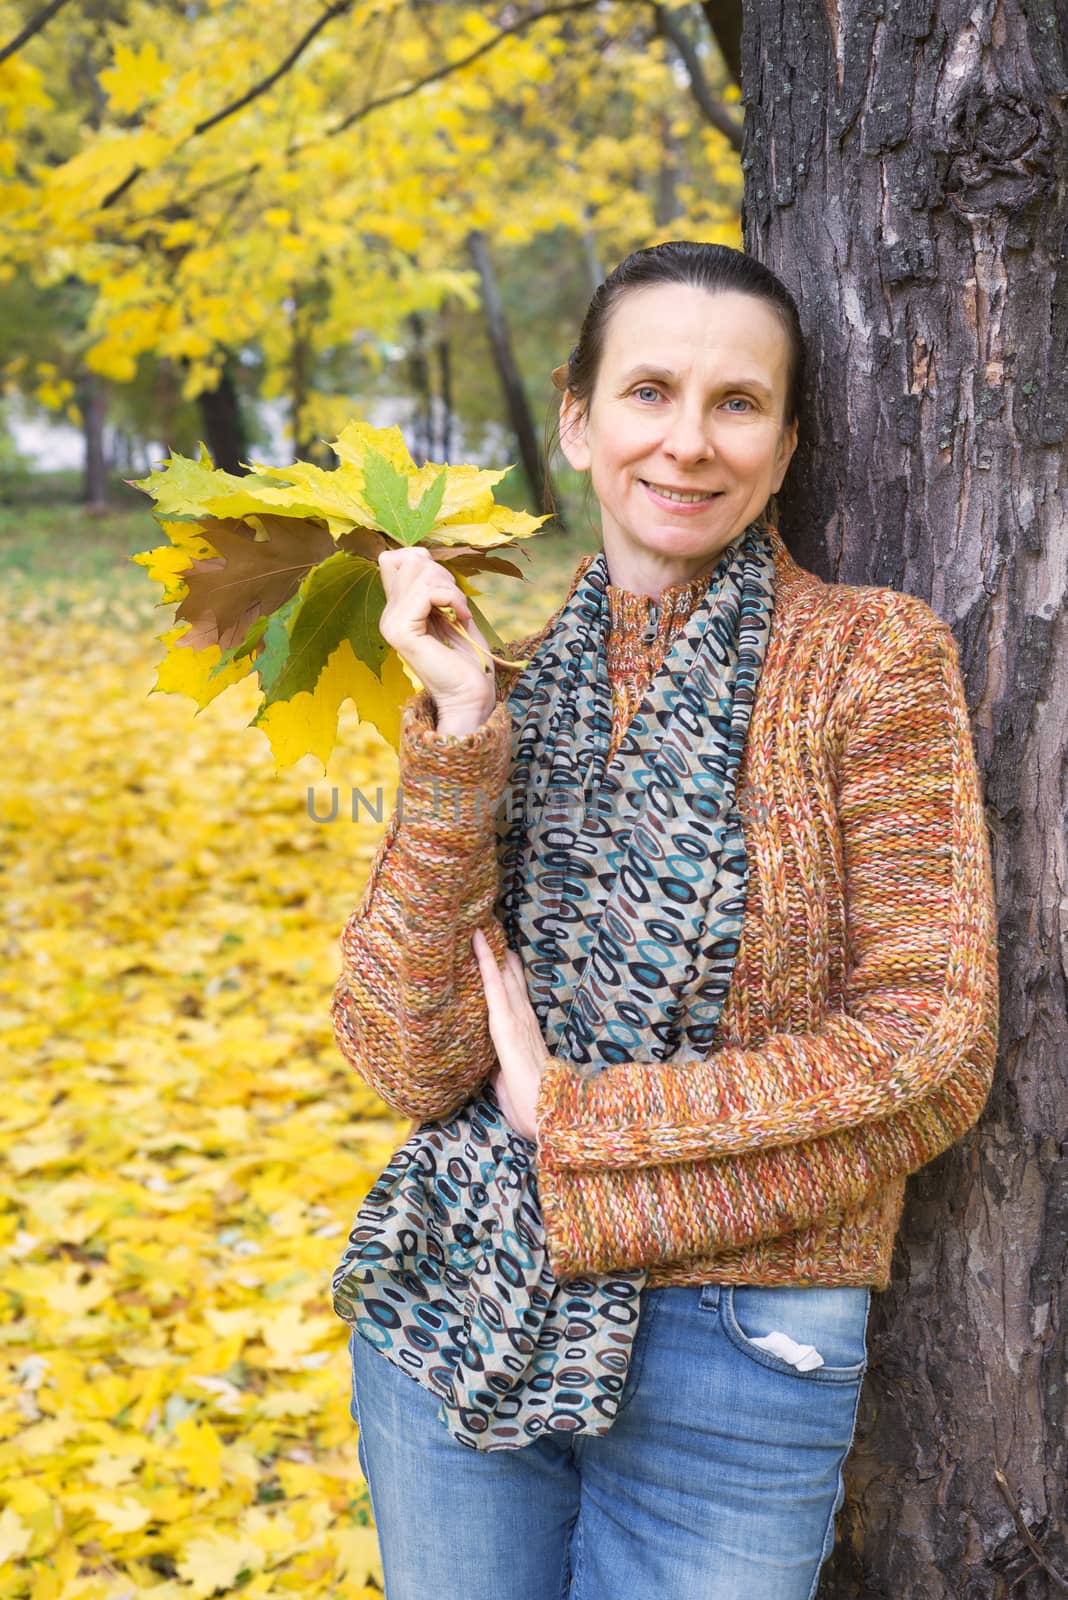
[0,0,76,66]
[699,0,741,87]
[101,0,604,213]
[994,1466,1068,1593]
[102,0,357,210]
[650,0,742,151]
[322,0,603,138]
[194,0,354,139]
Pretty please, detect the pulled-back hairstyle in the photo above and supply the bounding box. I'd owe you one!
[545,240,806,530]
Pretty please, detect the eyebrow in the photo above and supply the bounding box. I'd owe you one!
[618,365,775,399]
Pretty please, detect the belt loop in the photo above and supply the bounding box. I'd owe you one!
[699,1284,721,1310]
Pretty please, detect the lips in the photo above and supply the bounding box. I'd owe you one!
[639,480,724,509]
[640,479,722,496]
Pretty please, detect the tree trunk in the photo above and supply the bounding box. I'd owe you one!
[654,111,682,227]
[78,369,108,511]
[437,332,455,464]
[153,358,182,457]
[700,0,741,86]
[740,2,1067,1593]
[580,218,604,292]
[290,294,309,461]
[407,310,434,465]
[466,226,562,522]
[196,356,248,475]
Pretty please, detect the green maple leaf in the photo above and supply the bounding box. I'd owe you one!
[253,551,387,713]
[208,613,270,681]
[361,450,447,545]
[249,592,302,695]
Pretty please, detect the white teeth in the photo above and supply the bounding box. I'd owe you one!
[644,481,717,504]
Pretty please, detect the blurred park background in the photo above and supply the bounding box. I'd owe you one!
[0,3,744,1595]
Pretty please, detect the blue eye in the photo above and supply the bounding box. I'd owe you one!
[630,387,754,410]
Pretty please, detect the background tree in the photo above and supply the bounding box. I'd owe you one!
[0,0,742,506]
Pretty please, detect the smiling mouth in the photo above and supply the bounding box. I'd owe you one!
[640,479,723,503]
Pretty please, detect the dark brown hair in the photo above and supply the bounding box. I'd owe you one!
[544,240,806,528]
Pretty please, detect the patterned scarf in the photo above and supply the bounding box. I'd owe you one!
[332,520,776,1451]
[498,519,776,1070]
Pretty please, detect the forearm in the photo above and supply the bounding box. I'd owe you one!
[331,687,514,1119]
[536,944,997,1277]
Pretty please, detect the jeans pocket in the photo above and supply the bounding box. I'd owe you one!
[719,1284,871,1385]
[614,1286,665,1416]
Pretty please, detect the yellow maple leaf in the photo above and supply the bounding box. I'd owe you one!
[333,1525,384,1586]
[64,1492,152,1534]
[149,623,255,710]
[20,1262,111,1317]
[0,1505,32,1563]
[83,1451,143,1488]
[99,42,169,115]
[259,1305,335,1368]
[255,635,412,776]
[131,521,222,605]
[174,1415,225,1490]
[177,1532,266,1596]
[257,1389,321,1419]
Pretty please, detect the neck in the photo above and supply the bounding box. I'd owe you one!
[601,530,749,599]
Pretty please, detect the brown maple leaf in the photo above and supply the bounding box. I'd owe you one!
[174,515,336,652]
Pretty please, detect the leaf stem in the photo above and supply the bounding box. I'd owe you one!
[433,604,530,671]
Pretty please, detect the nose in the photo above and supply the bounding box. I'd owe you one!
[662,401,714,462]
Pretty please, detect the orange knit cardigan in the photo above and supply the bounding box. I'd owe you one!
[331,529,999,1292]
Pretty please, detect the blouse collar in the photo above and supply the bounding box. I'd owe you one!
[603,562,718,648]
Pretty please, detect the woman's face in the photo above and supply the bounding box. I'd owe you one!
[559,283,799,590]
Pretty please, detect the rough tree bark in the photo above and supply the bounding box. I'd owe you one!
[740,1,1067,1593]
[436,332,455,464]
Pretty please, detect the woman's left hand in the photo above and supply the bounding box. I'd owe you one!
[472,926,549,1143]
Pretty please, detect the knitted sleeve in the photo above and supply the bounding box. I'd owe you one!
[330,683,515,1121]
[533,609,1000,1277]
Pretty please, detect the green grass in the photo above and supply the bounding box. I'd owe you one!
[0,500,164,628]
[0,463,600,628]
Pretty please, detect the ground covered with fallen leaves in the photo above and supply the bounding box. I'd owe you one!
[0,515,586,1599]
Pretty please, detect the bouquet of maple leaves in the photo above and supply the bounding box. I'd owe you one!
[131,421,550,773]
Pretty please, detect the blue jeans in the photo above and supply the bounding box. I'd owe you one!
[347,1281,872,1600]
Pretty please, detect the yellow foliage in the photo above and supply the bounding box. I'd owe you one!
[33,379,73,412]
[0,577,440,1594]
[0,542,584,1591]
[0,0,741,405]
[99,43,171,115]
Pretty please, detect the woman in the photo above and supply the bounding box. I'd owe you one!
[330,241,999,1599]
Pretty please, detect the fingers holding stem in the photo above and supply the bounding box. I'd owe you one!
[433,604,530,673]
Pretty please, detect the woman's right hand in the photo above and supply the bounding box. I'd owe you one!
[377,548,497,730]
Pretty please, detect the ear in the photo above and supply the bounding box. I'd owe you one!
[558,391,592,473]
[772,418,799,492]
